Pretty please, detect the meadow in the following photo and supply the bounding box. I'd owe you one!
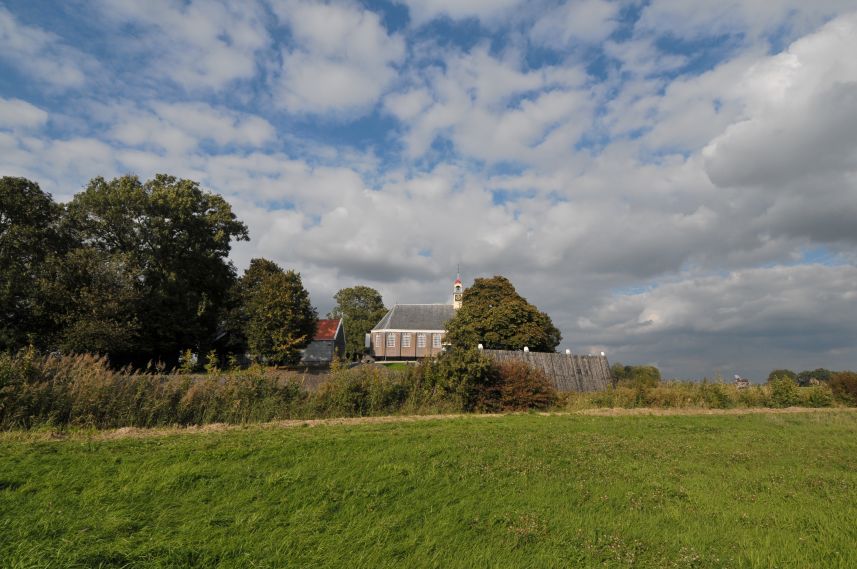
[2,410,856,568]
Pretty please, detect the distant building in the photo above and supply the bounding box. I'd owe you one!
[300,318,346,366]
[369,277,462,360]
[734,374,751,389]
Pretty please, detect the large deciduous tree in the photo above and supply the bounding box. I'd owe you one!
[65,174,248,363]
[328,285,387,359]
[245,264,317,365]
[445,275,561,352]
[0,177,65,351]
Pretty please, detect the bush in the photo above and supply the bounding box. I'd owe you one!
[699,380,733,409]
[768,376,801,408]
[829,371,857,405]
[312,365,410,417]
[801,384,834,408]
[420,348,498,411]
[495,361,557,411]
[611,363,661,388]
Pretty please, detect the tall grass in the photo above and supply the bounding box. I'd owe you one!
[564,377,836,410]
[0,350,312,429]
[0,349,850,430]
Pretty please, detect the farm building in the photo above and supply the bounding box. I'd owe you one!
[368,277,462,360]
[300,318,346,366]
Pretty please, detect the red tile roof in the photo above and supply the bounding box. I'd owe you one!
[314,319,341,341]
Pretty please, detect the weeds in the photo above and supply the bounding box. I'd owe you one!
[0,349,851,431]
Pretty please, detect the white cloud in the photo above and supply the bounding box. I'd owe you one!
[96,0,269,90]
[0,98,48,130]
[704,13,857,187]
[636,0,854,43]
[397,0,523,26]
[273,0,406,114]
[531,0,620,47]
[0,6,91,89]
[390,45,590,162]
[104,102,275,155]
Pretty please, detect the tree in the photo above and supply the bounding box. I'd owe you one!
[611,363,661,388]
[797,368,832,385]
[47,248,142,356]
[328,285,388,359]
[445,275,561,352]
[767,369,797,382]
[217,258,286,355]
[65,174,248,364]
[245,268,317,365]
[0,177,65,351]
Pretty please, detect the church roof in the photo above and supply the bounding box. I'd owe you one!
[372,304,455,331]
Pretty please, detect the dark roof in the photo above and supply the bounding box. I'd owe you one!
[372,304,455,331]
[314,319,341,341]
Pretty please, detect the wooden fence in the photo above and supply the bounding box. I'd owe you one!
[482,350,612,392]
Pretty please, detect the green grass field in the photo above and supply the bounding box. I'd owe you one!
[2,411,856,568]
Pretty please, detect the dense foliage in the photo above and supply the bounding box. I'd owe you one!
[0,177,65,350]
[1,175,249,365]
[328,285,388,359]
[245,267,317,365]
[830,371,857,405]
[611,363,662,388]
[446,275,561,352]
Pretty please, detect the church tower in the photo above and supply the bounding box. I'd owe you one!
[453,274,463,310]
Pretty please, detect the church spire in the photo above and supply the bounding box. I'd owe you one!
[453,270,463,310]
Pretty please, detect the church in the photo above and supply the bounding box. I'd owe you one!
[368,276,462,360]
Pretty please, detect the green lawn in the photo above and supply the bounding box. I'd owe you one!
[2,411,856,568]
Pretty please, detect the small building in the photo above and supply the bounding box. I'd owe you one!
[369,277,462,360]
[300,318,346,366]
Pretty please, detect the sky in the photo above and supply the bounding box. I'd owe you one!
[1,0,856,379]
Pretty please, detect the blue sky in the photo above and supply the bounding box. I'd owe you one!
[2,0,856,378]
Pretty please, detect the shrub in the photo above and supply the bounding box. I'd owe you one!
[611,363,661,388]
[768,376,801,408]
[495,361,557,411]
[420,348,498,411]
[699,380,733,409]
[312,365,409,417]
[829,371,857,405]
[801,384,834,408]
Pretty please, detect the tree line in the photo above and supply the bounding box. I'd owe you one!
[2,174,563,368]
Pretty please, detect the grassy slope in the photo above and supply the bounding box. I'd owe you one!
[1,412,856,568]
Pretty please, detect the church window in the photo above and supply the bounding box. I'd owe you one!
[402,333,411,348]
[417,333,426,348]
[432,333,442,348]
[387,333,396,348]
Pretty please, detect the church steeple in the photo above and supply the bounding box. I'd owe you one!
[453,273,463,310]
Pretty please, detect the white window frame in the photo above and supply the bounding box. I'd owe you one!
[386,332,396,348]
[402,333,411,348]
[432,333,442,348]
[375,333,381,348]
[417,333,427,348]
